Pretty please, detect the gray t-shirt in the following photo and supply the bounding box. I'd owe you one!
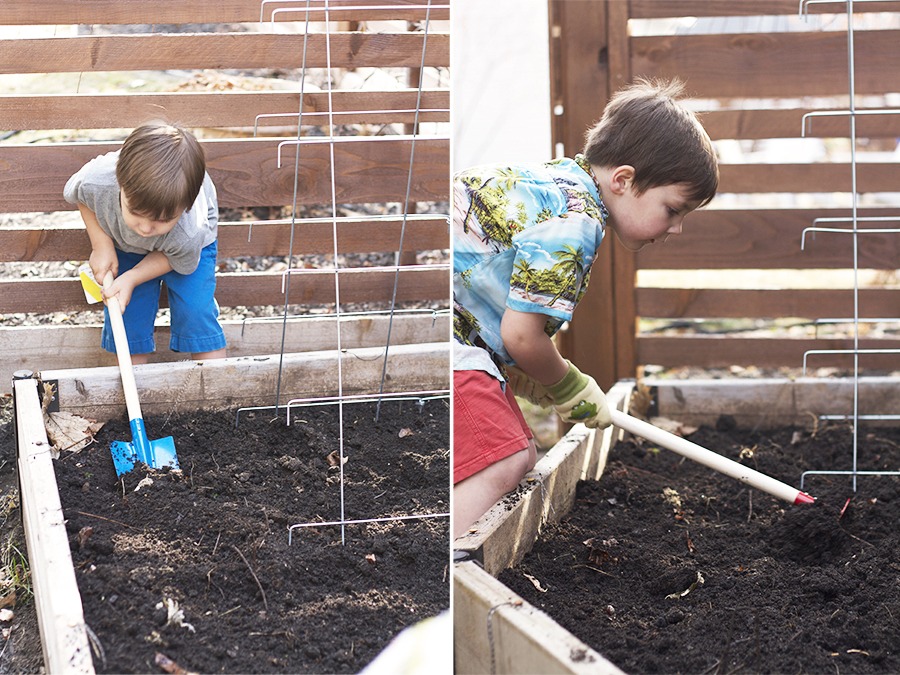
[64,150,218,275]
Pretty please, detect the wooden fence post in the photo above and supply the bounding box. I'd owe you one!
[548,0,636,390]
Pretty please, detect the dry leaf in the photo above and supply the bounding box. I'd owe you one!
[155,652,197,675]
[365,553,377,564]
[650,416,698,437]
[44,411,104,458]
[134,476,154,492]
[399,428,414,438]
[77,526,93,550]
[326,450,348,467]
[0,609,13,622]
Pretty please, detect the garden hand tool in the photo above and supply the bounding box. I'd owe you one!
[84,269,179,476]
[608,408,815,505]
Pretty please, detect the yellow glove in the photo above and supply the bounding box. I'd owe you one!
[506,365,553,408]
[546,361,612,429]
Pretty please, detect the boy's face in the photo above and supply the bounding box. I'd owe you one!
[120,190,181,238]
[607,181,699,252]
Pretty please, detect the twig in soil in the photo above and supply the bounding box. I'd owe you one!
[220,605,241,617]
[212,532,222,556]
[231,544,268,611]
[206,567,226,599]
[85,623,106,668]
[75,510,140,530]
[572,563,614,577]
[747,491,753,523]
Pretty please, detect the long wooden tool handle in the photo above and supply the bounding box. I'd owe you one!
[103,274,143,423]
[609,408,813,505]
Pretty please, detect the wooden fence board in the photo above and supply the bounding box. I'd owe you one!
[719,162,900,194]
[701,107,900,140]
[631,30,900,98]
[630,0,900,18]
[0,137,449,212]
[0,266,449,314]
[636,209,900,271]
[0,90,449,131]
[637,335,900,369]
[0,0,448,25]
[0,216,448,263]
[0,32,448,75]
[637,287,899,320]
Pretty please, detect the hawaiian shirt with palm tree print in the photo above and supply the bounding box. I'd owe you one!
[453,154,608,367]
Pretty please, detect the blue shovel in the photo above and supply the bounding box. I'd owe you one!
[102,273,179,476]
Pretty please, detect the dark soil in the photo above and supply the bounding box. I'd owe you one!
[498,422,900,675]
[53,399,449,674]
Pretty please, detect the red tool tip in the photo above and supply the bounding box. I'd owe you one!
[794,491,816,505]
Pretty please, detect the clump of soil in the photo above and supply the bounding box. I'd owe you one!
[499,423,900,674]
[53,399,449,674]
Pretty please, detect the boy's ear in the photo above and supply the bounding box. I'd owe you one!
[609,165,635,195]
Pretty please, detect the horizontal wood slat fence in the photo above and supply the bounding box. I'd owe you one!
[0,1,449,387]
[550,0,900,386]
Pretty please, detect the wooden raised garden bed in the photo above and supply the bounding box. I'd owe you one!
[453,376,900,674]
[15,341,449,673]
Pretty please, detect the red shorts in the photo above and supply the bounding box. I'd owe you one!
[453,369,534,484]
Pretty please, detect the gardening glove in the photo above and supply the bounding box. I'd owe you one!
[506,365,554,408]
[546,361,612,429]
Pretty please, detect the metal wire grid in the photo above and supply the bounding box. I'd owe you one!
[237,0,450,543]
[799,0,900,488]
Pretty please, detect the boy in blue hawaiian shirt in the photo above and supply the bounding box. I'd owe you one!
[453,79,719,537]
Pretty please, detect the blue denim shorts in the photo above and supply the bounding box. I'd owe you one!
[102,242,227,355]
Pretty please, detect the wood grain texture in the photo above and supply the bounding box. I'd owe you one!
[0,216,448,262]
[631,30,900,98]
[1,137,448,212]
[0,90,449,131]
[0,267,449,314]
[0,0,448,24]
[0,32,448,75]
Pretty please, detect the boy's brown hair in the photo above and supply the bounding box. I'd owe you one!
[583,78,718,207]
[116,122,206,222]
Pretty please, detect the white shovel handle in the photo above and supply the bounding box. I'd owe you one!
[104,274,143,424]
[609,408,812,505]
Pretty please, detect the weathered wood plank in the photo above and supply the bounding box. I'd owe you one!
[631,30,900,98]
[0,216,448,263]
[701,107,900,140]
[718,162,900,194]
[636,288,899,320]
[637,208,900,271]
[453,561,623,675]
[454,382,632,576]
[0,266,449,314]
[637,335,900,370]
[0,32,448,75]
[0,314,449,389]
[630,0,900,18]
[0,90,449,131]
[0,0,448,24]
[13,377,94,674]
[1,137,449,213]
[38,342,449,420]
[648,377,900,428]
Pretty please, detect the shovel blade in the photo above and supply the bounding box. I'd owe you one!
[111,418,179,477]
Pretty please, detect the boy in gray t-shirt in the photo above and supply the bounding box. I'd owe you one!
[64,123,226,363]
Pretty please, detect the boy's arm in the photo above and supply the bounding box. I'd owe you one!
[79,203,118,282]
[501,307,611,429]
[500,308,569,385]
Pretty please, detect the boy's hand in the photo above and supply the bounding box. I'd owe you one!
[102,272,136,311]
[89,246,118,286]
[506,365,553,408]
[546,361,612,429]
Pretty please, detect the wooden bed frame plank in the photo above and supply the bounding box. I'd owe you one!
[0,314,448,394]
[14,377,94,674]
[453,561,623,675]
[453,382,633,577]
[38,342,449,421]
